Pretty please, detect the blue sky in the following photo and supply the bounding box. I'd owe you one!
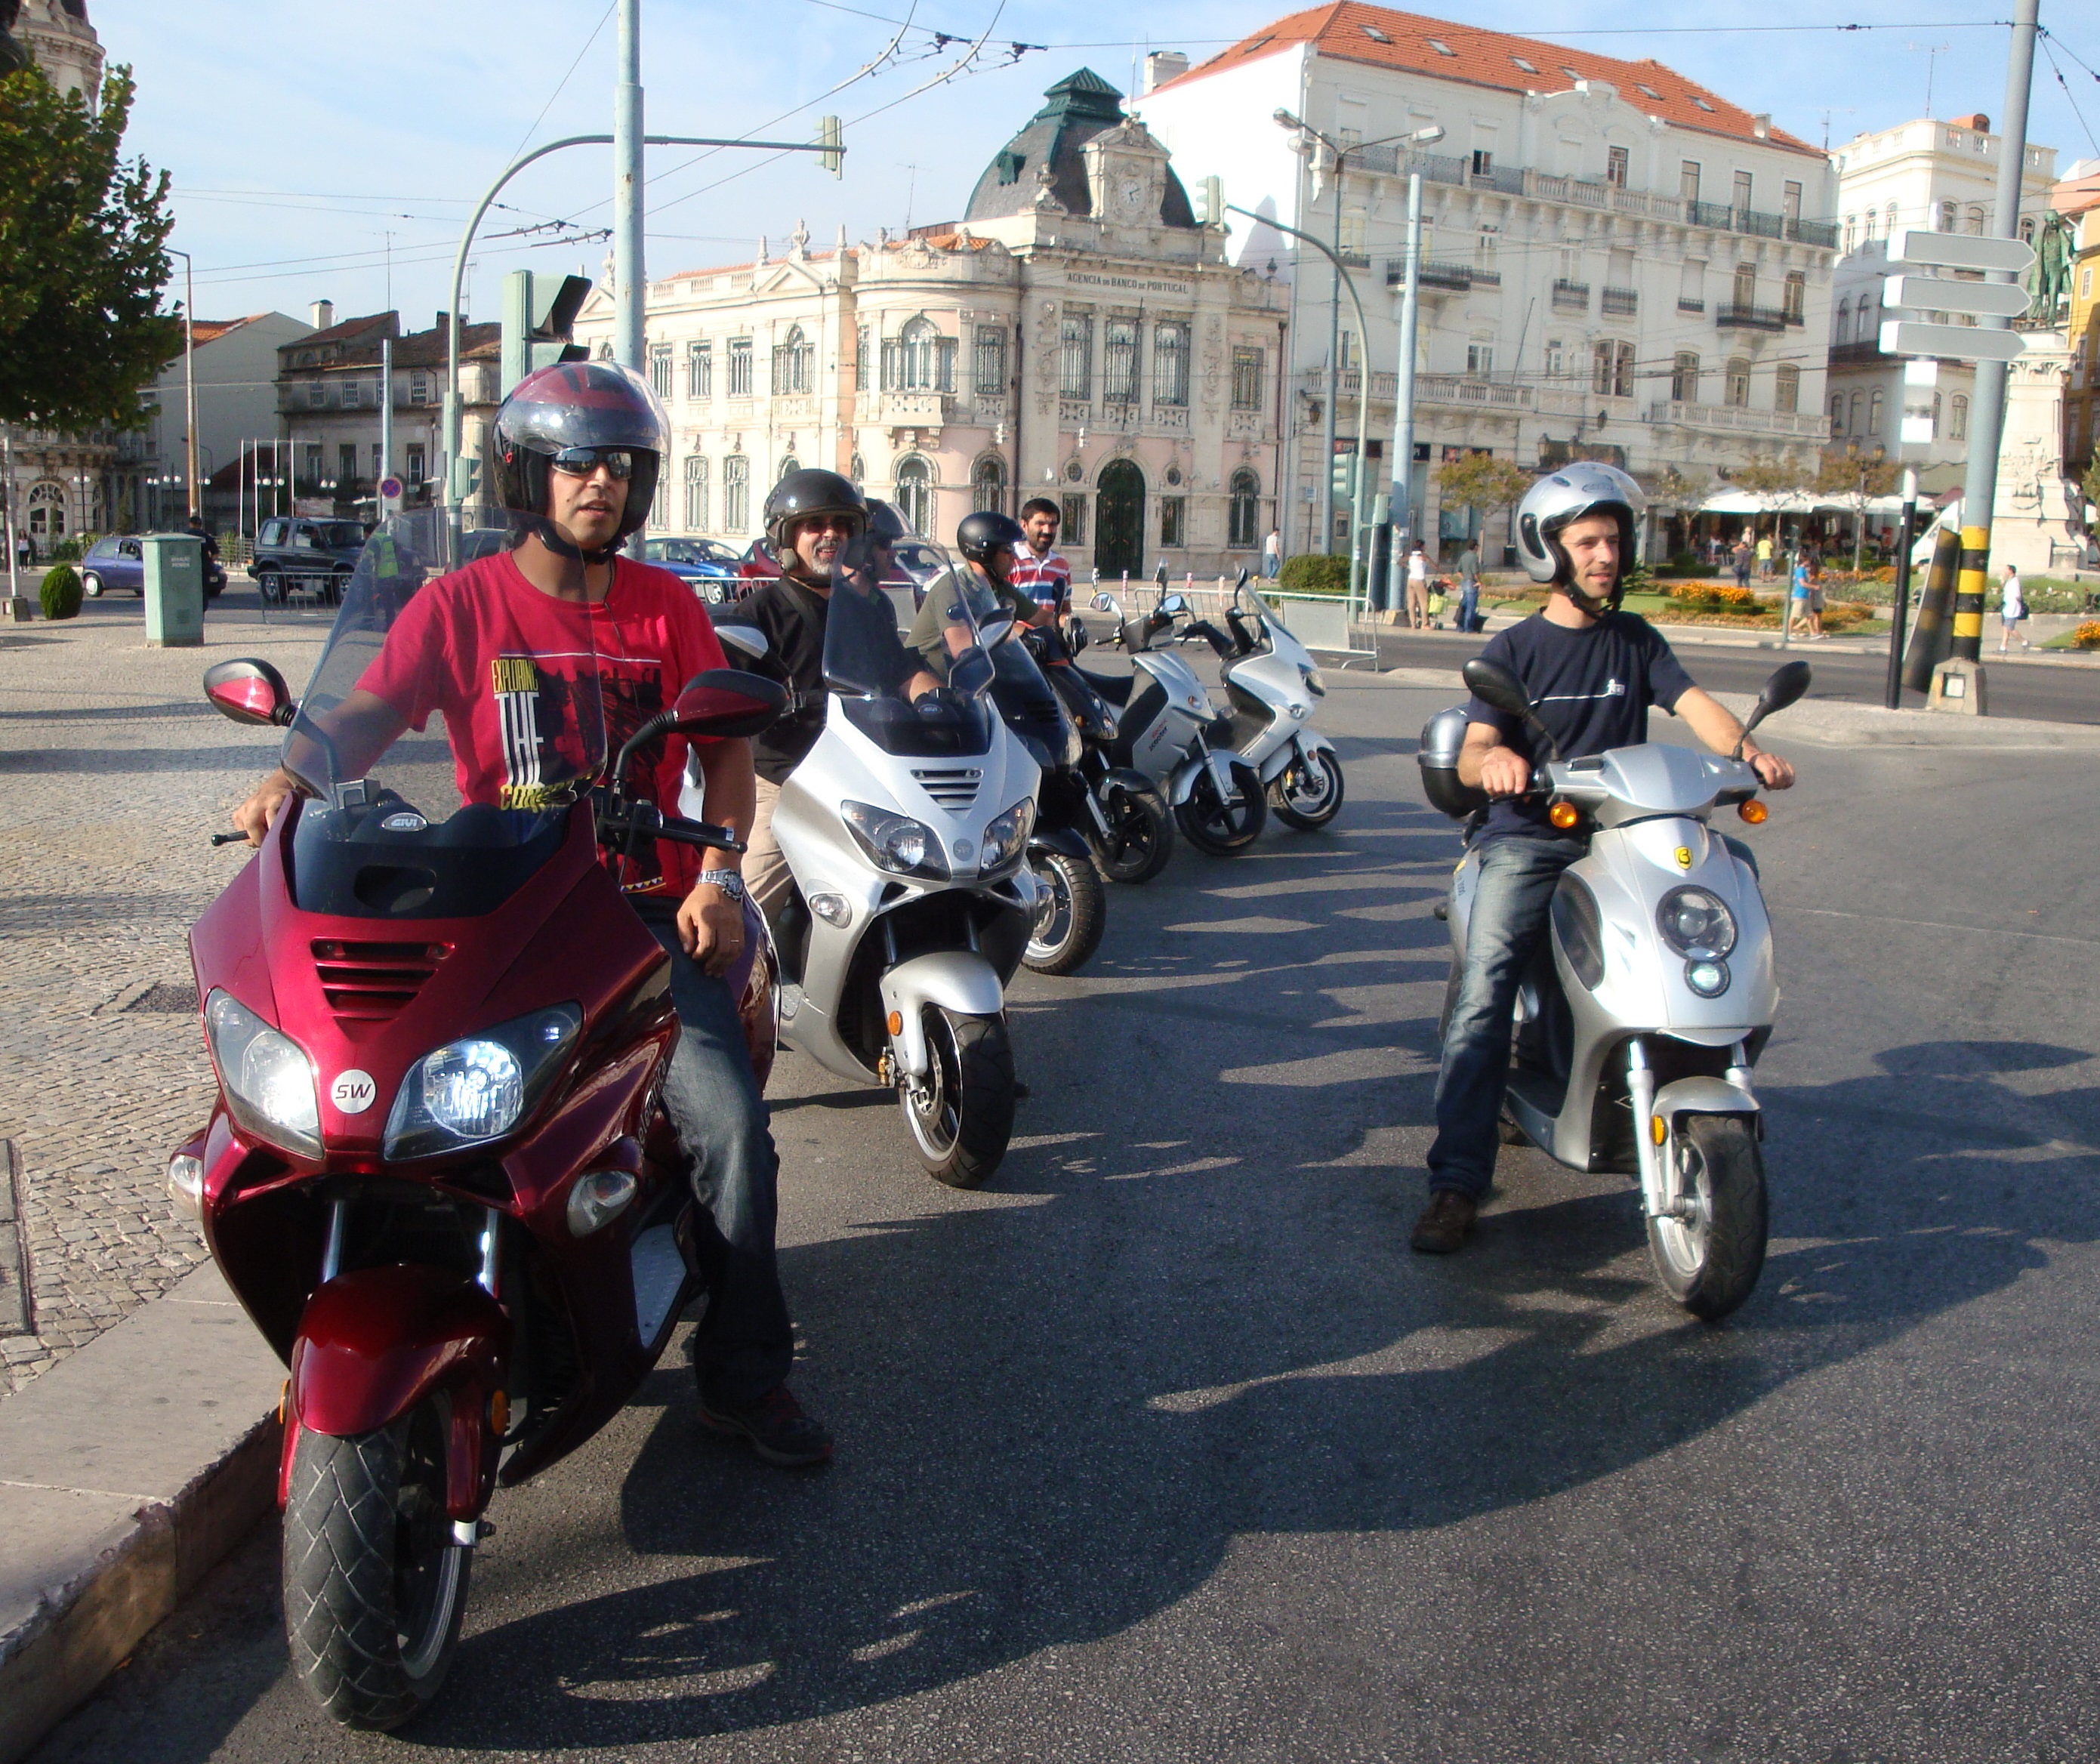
[95,0,2100,329]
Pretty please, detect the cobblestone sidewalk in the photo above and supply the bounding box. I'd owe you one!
[0,596,332,1391]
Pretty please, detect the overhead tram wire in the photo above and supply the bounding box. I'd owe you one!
[2038,35,2100,155]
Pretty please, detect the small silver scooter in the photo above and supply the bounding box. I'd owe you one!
[1418,657,1810,1319]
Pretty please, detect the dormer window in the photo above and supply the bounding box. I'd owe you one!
[1426,38,1456,56]
[995,150,1025,186]
[1636,83,1661,99]
[1362,23,1391,42]
[1560,67,1580,80]
[1691,96,1716,112]
[1510,56,1537,72]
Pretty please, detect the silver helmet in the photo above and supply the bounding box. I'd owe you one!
[1513,461,1646,591]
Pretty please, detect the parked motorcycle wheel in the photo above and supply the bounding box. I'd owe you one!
[1269,750,1346,831]
[1090,782,1174,884]
[900,1006,1015,1189]
[283,1392,470,1730]
[1024,847,1106,974]
[1646,1113,1768,1322]
[1175,759,1266,855]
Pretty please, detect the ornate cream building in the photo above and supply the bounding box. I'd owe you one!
[574,70,1289,580]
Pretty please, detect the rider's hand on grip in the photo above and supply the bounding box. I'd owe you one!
[1478,749,1531,800]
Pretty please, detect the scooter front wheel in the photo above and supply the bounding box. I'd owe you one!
[1091,782,1174,883]
[1269,750,1346,831]
[900,1007,1015,1189]
[1176,759,1266,855]
[1025,847,1106,975]
[283,1392,470,1730]
[1646,1114,1768,1322]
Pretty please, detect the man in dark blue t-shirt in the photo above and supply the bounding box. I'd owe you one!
[1414,464,1796,1255]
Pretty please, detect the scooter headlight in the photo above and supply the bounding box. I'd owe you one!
[1300,664,1327,697]
[1685,958,1731,998]
[978,798,1035,874]
[1655,887,1737,959]
[840,800,948,880]
[384,1004,581,1160]
[205,990,321,1158]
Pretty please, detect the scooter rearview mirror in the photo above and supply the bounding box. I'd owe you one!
[1154,563,1169,587]
[1751,660,1812,725]
[668,669,789,740]
[979,617,1016,649]
[948,646,994,698]
[1160,594,1189,615]
[1234,566,1250,590]
[203,658,294,728]
[1090,592,1116,612]
[713,622,769,664]
[1460,658,1532,721]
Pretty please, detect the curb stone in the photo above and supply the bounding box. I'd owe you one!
[0,1260,281,1764]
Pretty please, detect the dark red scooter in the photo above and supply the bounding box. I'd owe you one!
[171,581,784,1729]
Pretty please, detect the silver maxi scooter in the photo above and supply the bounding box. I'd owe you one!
[1417,656,1811,1320]
[745,548,1042,1189]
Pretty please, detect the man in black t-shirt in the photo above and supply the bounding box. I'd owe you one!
[1414,464,1796,1256]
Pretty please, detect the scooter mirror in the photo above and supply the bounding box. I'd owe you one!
[713,622,770,664]
[1154,562,1169,587]
[1747,659,1812,729]
[1461,658,1533,720]
[948,646,994,698]
[202,658,294,727]
[979,617,1016,649]
[1090,592,1116,612]
[1234,566,1250,590]
[668,669,789,740]
[1160,594,1189,615]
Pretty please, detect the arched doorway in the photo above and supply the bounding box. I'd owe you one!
[1094,458,1144,580]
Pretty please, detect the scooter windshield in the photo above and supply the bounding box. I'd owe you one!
[278,509,606,919]
[1235,574,1315,670]
[822,532,994,759]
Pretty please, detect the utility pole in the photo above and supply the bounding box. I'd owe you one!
[1953,0,2040,663]
[167,248,199,523]
[379,335,394,489]
[613,0,644,375]
[1387,171,1424,615]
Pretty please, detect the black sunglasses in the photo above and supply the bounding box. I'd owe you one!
[549,446,634,480]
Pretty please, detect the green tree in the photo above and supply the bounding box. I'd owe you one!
[1432,452,1533,556]
[0,63,179,432]
[1726,455,1809,501]
[1813,449,1901,572]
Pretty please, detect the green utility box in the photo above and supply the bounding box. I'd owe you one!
[142,533,205,647]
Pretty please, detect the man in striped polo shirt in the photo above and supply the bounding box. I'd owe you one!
[1009,496,1072,615]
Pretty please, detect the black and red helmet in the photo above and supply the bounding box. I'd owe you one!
[489,361,668,560]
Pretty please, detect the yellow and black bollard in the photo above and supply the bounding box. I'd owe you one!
[1929,524,1988,714]
[1901,528,1963,694]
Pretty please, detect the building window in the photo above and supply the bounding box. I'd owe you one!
[304,443,322,487]
[856,326,870,390]
[687,341,711,399]
[1160,495,1186,547]
[1782,180,1802,224]
[1775,363,1800,413]
[1476,224,1500,270]
[770,325,812,396]
[370,444,382,481]
[1930,390,1942,436]
[1733,263,1756,307]
[1339,209,1367,256]
[1844,214,1857,253]
[1103,318,1140,404]
[684,455,709,530]
[895,455,933,535]
[974,325,1007,396]
[723,454,749,532]
[649,343,673,399]
[1679,160,1701,204]
[1671,351,1700,402]
[1965,205,1986,235]
[1725,359,1750,408]
[338,443,358,486]
[1885,202,1898,236]
[1605,144,1630,187]
[1858,296,1876,343]
[1591,340,1633,398]
[1153,321,1190,406]
[883,316,953,393]
[1864,208,1880,242]
[1469,148,1494,177]
[1784,271,1806,323]
[1848,390,1863,433]
[1466,341,1494,376]
[406,443,425,486]
[409,370,430,406]
[1868,387,1884,436]
[1543,338,1564,378]
[1836,295,1852,338]
[343,381,362,409]
[1228,467,1260,549]
[1059,492,1087,544]
[727,338,754,398]
[1950,393,1969,439]
[1830,393,1844,435]
[972,453,1006,512]
[1732,169,1753,214]
[775,454,800,486]
[1060,316,1093,399]
[1231,345,1265,410]
[849,452,865,486]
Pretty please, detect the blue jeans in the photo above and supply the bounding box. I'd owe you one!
[1427,835,1583,1201]
[1457,579,1479,633]
[631,897,794,1410]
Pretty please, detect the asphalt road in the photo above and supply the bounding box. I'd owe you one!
[1366,625,2100,726]
[31,672,2100,1763]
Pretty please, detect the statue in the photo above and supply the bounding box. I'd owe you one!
[2026,211,2072,323]
[0,0,28,76]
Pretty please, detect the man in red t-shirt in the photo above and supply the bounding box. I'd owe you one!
[232,362,830,1469]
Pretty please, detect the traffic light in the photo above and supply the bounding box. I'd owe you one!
[451,454,483,504]
[1331,448,1359,510]
[818,114,844,177]
[501,270,591,396]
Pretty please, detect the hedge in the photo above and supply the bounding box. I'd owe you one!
[39,564,82,621]
[1278,553,1352,595]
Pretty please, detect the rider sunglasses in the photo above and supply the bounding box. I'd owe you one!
[548,446,634,480]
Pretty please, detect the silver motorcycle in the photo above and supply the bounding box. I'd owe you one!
[1418,657,1810,1320]
[733,550,1043,1189]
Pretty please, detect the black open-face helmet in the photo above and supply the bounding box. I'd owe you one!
[489,361,667,563]
[764,468,866,560]
[863,497,909,547]
[957,509,1025,566]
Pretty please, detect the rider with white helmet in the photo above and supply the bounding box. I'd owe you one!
[1411,461,1798,1256]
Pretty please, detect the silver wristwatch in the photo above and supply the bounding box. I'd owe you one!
[697,868,747,903]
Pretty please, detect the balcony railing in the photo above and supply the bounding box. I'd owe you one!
[1828,339,1892,365]
[1715,301,1789,332]
[1386,259,1484,291]
[1601,286,1639,316]
[1677,297,1707,315]
[1551,279,1590,310]
[1647,399,1832,439]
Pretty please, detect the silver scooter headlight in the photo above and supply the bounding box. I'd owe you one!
[1655,887,1737,959]
[978,798,1035,874]
[1299,664,1327,697]
[840,800,950,880]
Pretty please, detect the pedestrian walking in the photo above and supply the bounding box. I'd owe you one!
[1786,556,1812,640]
[1262,528,1281,581]
[1756,533,1774,581]
[1806,563,1825,640]
[1999,563,2030,652]
[1405,541,1430,629]
[1457,540,1482,634]
[1731,535,1753,591]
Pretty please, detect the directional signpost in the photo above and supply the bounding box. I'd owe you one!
[1876,228,2037,711]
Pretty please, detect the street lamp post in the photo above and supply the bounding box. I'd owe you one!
[165,248,200,525]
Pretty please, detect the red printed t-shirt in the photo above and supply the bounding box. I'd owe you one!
[357,549,729,894]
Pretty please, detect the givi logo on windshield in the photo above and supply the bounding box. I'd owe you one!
[331,1070,378,1114]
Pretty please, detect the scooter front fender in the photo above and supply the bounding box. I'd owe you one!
[1167,748,1232,807]
[1651,1074,1760,1127]
[880,951,1005,1078]
[1029,823,1092,863]
[283,1264,511,1520]
[1258,728,1337,786]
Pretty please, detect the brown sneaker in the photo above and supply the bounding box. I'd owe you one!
[1411,1189,1478,1254]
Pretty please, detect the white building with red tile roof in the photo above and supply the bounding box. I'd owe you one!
[1133,2,1840,565]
